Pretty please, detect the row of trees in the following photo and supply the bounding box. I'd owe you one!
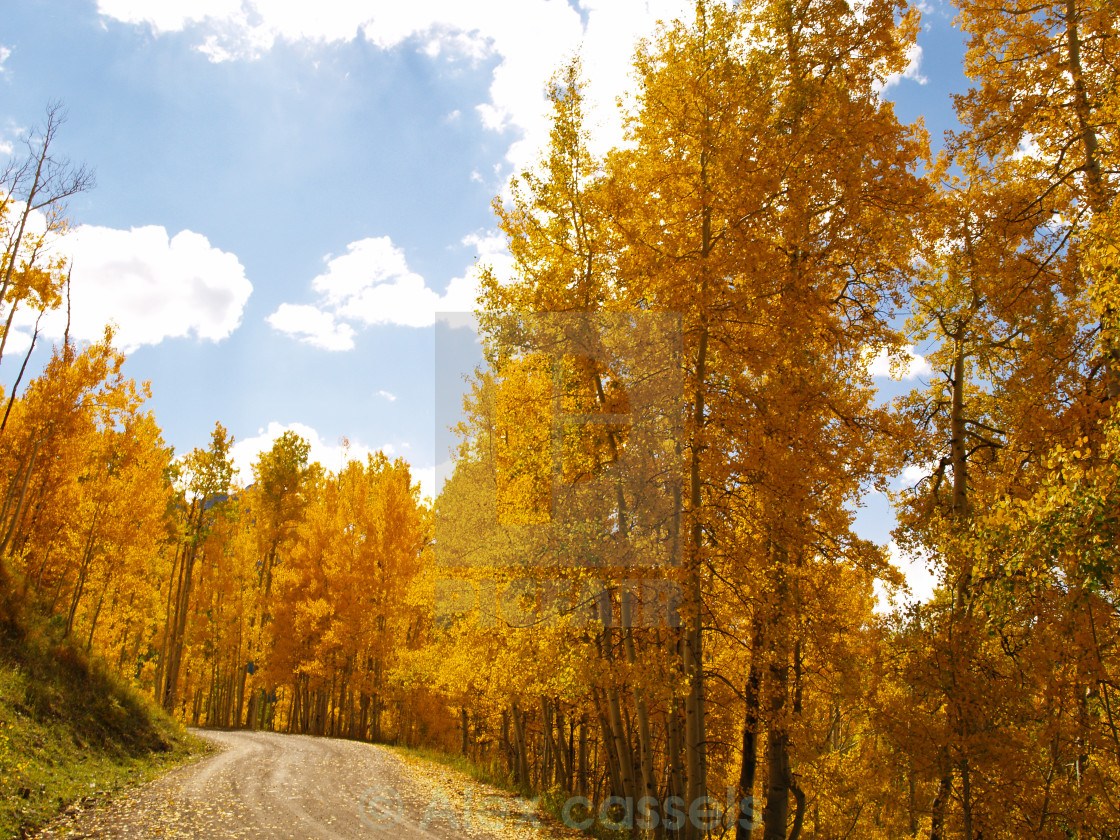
[154,429,430,743]
[3,0,1117,837]
[420,0,1120,838]
[0,368,433,745]
[1,115,433,741]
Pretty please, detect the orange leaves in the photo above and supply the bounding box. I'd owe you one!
[881,5,1120,831]
[0,327,174,694]
[265,453,427,707]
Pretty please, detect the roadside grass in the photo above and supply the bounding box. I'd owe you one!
[390,744,519,792]
[389,744,628,840]
[0,616,207,839]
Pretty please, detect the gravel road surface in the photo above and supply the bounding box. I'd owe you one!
[33,730,562,840]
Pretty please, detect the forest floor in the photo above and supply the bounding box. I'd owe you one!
[27,730,581,840]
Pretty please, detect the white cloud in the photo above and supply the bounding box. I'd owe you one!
[460,230,512,274]
[0,45,10,76]
[898,461,939,489]
[313,237,415,307]
[878,43,927,92]
[28,224,251,353]
[230,420,376,481]
[412,463,438,500]
[96,1,698,172]
[268,231,505,346]
[429,458,456,500]
[377,389,397,401]
[97,0,362,47]
[267,303,356,350]
[873,541,939,612]
[302,236,441,330]
[893,540,937,602]
[0,117,24,157]
[1011,134,1044,162]
[0,328,33,359]
[231,419,435,498]
[863,344,932,380]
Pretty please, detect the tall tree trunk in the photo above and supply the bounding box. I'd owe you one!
[162,500,202,712]
[596,698,624,799]
[667,697,685,808]
[736,620,765,840]
[511,703,531,789]
[0,439,41,560]
[64,503,103,639]
[684,320,709,840]
[762,677,791,840]
[622,588,657,812]
[949,331,973,606]
[83,567,112,651]
[163,540,198,712]
[788,640,806,840]
[929,751,952,840]
[0,309,43,436]
[600,589,637,803]
[154,540,183,708]
[577,713,589,797]
[763,539,794,840]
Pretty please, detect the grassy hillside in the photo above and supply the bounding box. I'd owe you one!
[0,610,205,839]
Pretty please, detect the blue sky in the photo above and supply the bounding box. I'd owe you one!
[1,0,971,599]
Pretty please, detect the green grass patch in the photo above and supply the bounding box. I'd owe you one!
[0,619,208,839]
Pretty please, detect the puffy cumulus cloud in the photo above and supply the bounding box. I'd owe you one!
[26,224,251,353]
[96,1,698,171]
[315,237,441,328]
[313,236,414,307]
[266,303,356,351]
[268,232,502,347]
[230,419,435,496]
[863,344,932,380]
[230,420,375,482]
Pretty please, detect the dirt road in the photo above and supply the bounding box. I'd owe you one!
[33,730,559,840]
